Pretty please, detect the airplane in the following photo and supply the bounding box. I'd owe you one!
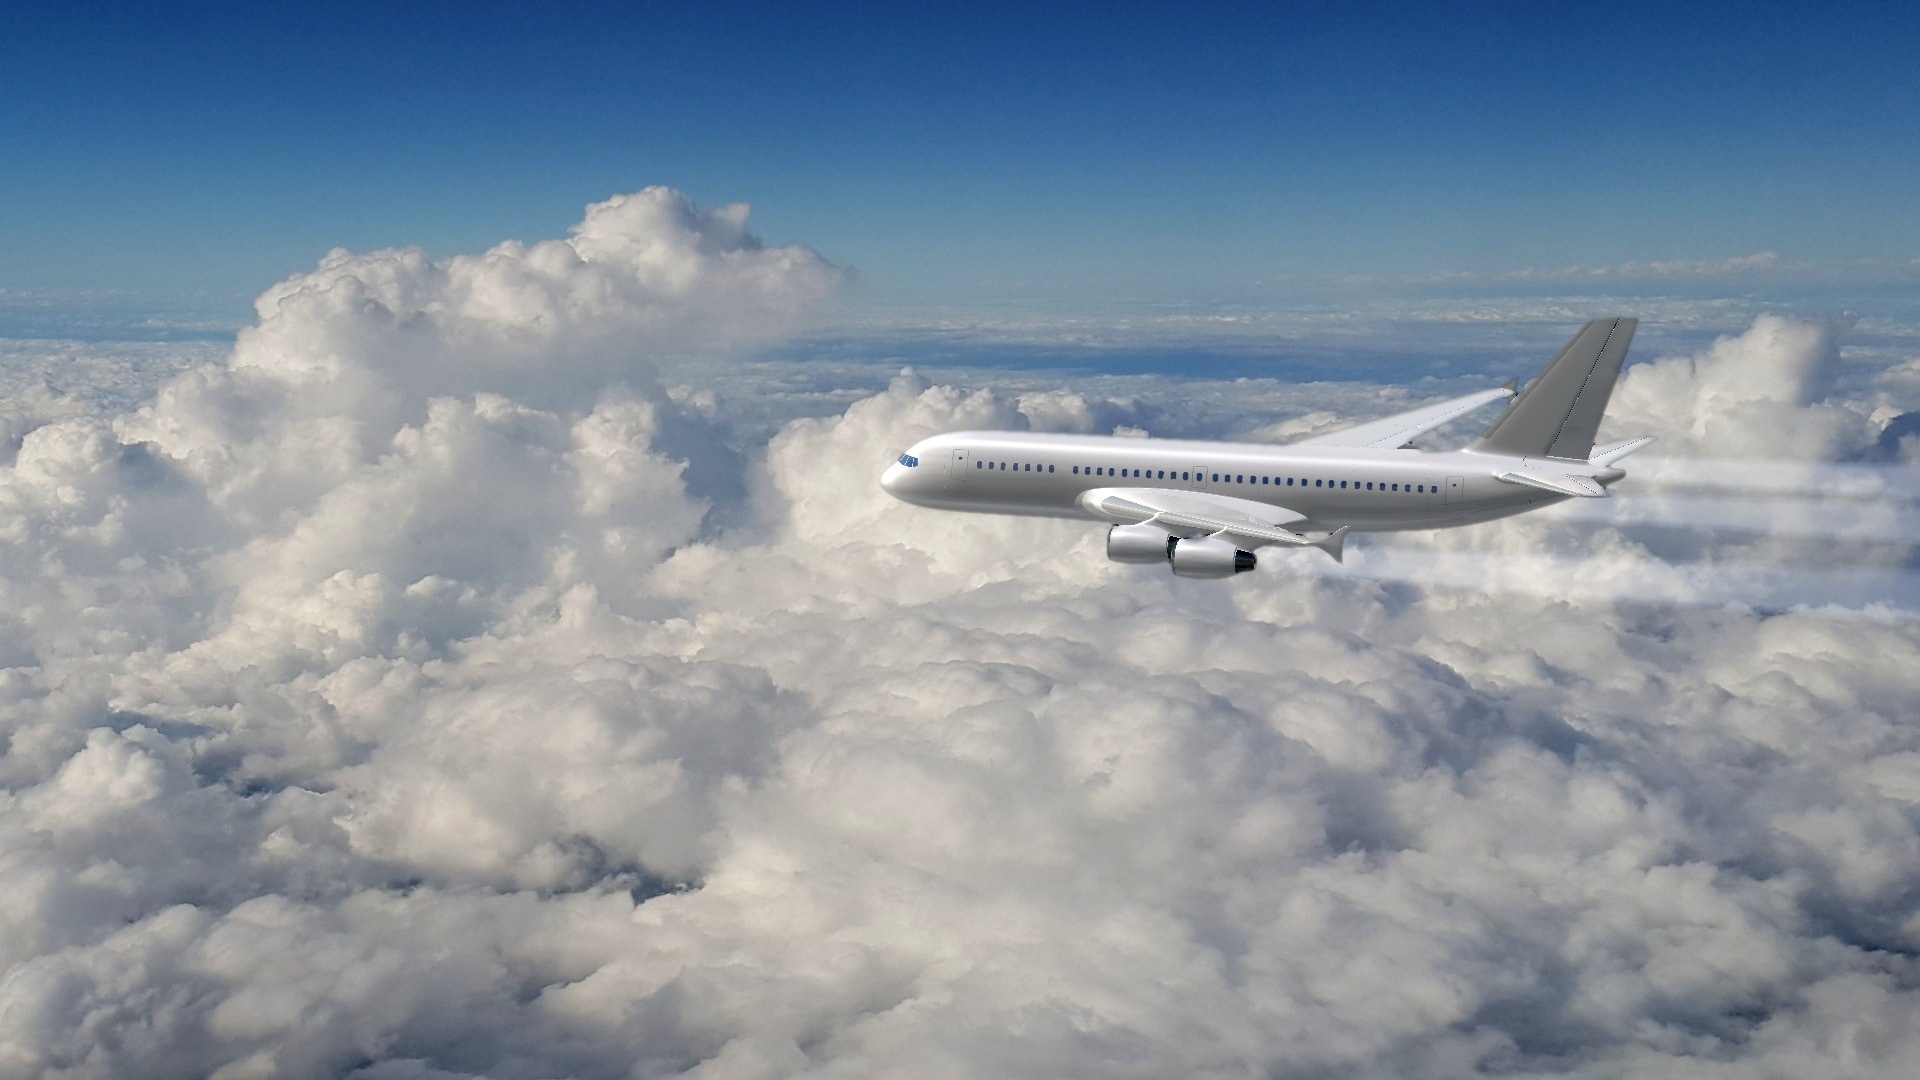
[879,317,1654,578]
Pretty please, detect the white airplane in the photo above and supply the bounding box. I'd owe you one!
[880,317,1655,578]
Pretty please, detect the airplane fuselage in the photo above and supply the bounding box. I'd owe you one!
[881,430,1624,533]
[878,318,1647,575]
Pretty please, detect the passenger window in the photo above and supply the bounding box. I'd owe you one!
[1340,481,1347,488]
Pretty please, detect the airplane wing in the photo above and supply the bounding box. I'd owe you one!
[1077,487,1349,561]
[1292,386,1516,449]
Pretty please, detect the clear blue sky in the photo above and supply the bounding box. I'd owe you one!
[2,0,1915,313]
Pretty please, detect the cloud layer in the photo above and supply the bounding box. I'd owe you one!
[3,197,1920,1079]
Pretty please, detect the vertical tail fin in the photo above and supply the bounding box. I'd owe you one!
[1470,317,1637,460]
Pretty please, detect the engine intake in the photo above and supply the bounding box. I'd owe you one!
[1106,523,1175,564]
[1169,536,1256,578]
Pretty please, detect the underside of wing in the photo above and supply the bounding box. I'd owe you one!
[1076,487,1348,561]
[1293,386,1516,449]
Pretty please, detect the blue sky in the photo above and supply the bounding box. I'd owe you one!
[3,0,1916,320]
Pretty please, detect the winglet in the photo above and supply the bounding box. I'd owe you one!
[1502,377,1519,392]
[1314,527,1349,564]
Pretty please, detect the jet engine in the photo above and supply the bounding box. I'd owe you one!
[1169,536,1256,578]
[1106,523,1175,564]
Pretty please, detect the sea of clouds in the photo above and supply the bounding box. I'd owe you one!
[3,188,1920,1079]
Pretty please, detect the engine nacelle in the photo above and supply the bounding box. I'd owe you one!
[1106,523,1174,564]
[1169,536,1256,578]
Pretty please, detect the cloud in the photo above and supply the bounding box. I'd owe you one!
[1410,252,1787,288]
[1601,314,1883,460]
[4,196,1920,1079]
[1550,250,1782,279]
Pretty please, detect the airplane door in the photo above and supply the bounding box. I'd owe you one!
[952,448,969,480]
[1444,475,1465,505]
[1187,465,1208,491]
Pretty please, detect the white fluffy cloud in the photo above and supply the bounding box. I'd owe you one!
[1604,314,1881,460]
[3,198,1920,1079]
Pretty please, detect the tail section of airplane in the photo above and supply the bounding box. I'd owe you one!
[1470,317,1637,461]
[1589,435,1656,467]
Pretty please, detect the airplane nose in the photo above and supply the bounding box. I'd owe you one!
[880,462,905,495]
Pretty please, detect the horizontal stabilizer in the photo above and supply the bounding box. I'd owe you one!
[1495,469,1608,498]
[1589,436,1656,467]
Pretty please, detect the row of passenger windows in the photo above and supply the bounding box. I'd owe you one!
[974,459,1434,494]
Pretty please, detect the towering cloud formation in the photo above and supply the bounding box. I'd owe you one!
[2,197,1920,1079]
[1605,314,1877,460]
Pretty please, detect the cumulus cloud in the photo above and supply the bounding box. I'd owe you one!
[1603,314,1883,460]
[4,196,1920,1079]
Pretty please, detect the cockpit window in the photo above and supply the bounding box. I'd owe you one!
[897,453,919,467]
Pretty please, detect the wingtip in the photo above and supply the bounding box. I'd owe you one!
[1316,526,1350,564]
